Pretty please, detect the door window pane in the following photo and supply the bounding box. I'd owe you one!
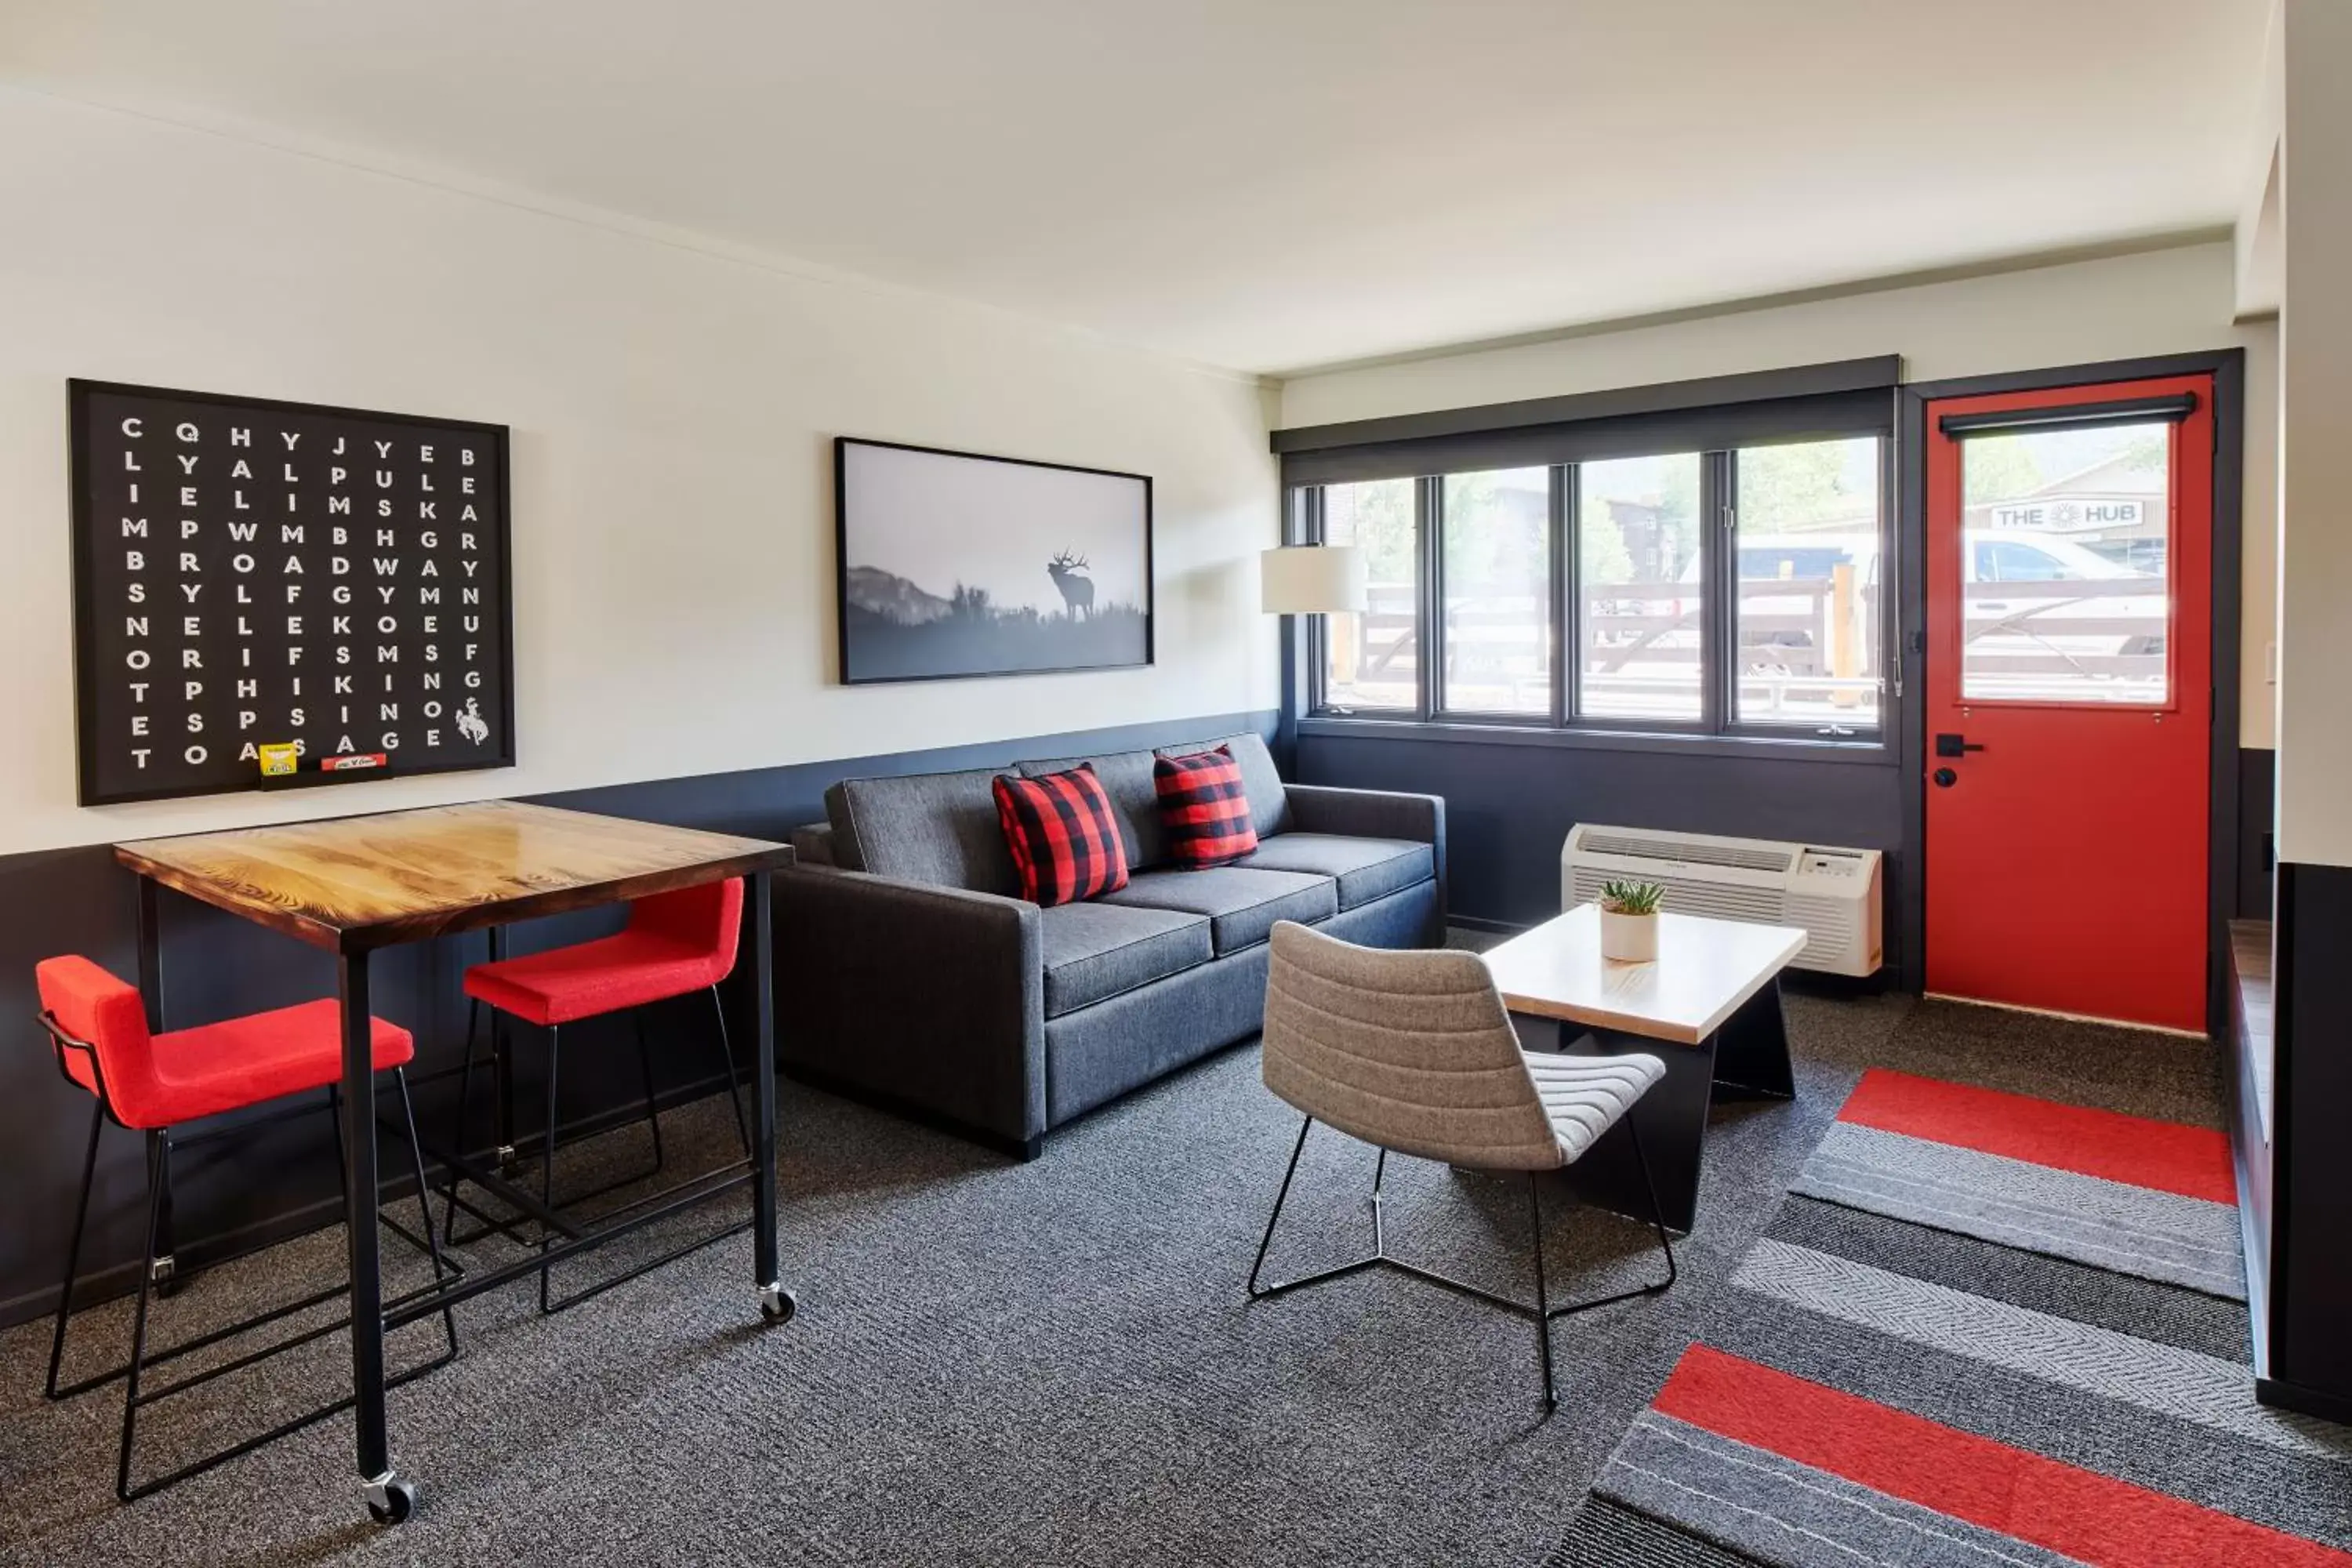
[1440,467,1551,714]
[1959,423,2169,705]
[1732,437,1883,729]
[1319,477,1417,711]
[1576,454,1703,721]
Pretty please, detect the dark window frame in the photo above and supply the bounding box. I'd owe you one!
[1297,416,1896,754]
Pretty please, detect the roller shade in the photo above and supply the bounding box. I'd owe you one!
[1275,357,1901,488]
[1937,393,2197,439]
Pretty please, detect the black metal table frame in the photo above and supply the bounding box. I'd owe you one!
[129,865,788,1524]
[1523,980,1795,1234]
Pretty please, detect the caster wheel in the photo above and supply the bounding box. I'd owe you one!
[757,1283,797,1323]
[365,1474,418,1525]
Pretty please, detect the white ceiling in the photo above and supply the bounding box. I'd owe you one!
[2,0,2273,376]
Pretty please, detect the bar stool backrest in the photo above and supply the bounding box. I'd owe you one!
[626,877,745,973]
[1260,920,1566,1172]
[34,956,156,1127]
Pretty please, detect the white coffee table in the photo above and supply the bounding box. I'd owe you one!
[1479,905,1805,1231]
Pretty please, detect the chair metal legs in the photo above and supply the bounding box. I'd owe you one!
[44,1097,106,1399]
[708,985,751,1157]
[46,1071,462,1502]
[539,1024,563,1312]
[1247,1113,1679,1411]
[442,992,762,1316]
[1529,1174,1553,1408]
[445,1007,667,1250]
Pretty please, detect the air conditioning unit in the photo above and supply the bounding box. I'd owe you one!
[1560,823,1882,977]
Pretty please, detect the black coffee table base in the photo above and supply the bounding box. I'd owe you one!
[1514,980,1794,1234]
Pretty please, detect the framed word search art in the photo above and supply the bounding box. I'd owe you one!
[67,380,516,806]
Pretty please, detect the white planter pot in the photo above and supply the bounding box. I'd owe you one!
[1599,909,1659,964]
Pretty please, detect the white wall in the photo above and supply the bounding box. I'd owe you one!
[1280,244,2280,746]
[0,89,1280,857]
[2274,0,2352,867]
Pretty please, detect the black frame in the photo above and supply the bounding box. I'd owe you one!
[832,435,1156,686]
[1896,349,2245,1023]
[1299,430,1897,749]
[67,379,517,807]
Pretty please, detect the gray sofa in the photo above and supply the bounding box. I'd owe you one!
[779,731,1445,1157]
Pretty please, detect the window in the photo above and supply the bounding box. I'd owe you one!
[1576,454,1704,722]
[1732,437,1884,729]
[1440,467,1551,715]
[1959,423,2169,706]
[1290,370,1894,748]
[1319,477,1417,711]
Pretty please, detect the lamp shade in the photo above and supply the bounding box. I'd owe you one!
[1260,545,1367,615]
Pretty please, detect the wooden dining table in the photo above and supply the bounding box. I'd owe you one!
[114,798,796,1523]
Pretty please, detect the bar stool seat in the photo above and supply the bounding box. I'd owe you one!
[50,979,413,1127]
[463,930,734,1028]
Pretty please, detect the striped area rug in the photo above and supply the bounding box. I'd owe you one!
[1791,1068,2245,1298]
[1548,1078,2352,1567]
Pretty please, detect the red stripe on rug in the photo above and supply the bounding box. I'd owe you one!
[1656,1345,2350,1568]
[1836,1068,2236,1203]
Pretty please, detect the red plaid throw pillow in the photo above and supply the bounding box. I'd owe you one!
[1153,746,1260,868]
[993,764,1131,907]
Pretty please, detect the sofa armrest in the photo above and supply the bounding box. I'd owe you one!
[1283,784,1448,904]
[776,866,1045,1151]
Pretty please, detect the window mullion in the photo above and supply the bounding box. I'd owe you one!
[1550,464,1570,729]
[1709,451,1735,735]
[1417,475,1440,722]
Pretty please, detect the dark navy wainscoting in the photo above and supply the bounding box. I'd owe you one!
[0,708,1277,1327]
[1297,725,1906,945]
[1295,733,2278,980]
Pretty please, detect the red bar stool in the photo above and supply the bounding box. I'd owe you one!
[34,955,459,1503]
[445,877,752,1311]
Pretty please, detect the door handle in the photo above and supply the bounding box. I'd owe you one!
[1935,733,1987,757]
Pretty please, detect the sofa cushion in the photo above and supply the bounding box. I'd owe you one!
[1236,833,1435,912]
[1100,866,1337,955]
[824,768,1019,895]
[789,821,837,868]
[1017,749,1163,869]
[1155,731,1290,840]
[1038,901,1213,1018]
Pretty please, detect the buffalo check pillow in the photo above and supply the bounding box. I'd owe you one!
[992,764,1131,907]
[1153,746,1260,868]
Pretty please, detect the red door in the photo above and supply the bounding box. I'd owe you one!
[1924,376,2212,1032]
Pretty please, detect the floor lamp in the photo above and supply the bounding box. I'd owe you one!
[1261,543,1368,762]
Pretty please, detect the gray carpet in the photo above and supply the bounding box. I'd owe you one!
[0,985,2225,1568]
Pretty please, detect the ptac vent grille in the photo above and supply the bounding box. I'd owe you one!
[1578,832,1794,875]
[1570,869,1785,924]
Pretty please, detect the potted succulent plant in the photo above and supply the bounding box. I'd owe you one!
[1598,878,1666,963]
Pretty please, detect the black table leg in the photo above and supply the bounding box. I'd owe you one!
[1541,982,1795,1236]
[338,950,412,1524]
[1552,1025,1715,1234]
[1712,980,1796,1101]
[749,869,793,1323]
[133,880,178,1292]
[488,927,517,1171]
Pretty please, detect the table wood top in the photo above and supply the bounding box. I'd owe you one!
[116,800,792,953]
[1479,905,1806,1046]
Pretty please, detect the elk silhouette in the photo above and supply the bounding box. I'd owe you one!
[1046,550,1095,619]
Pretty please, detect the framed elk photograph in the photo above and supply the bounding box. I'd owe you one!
[834,437,1153,684]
